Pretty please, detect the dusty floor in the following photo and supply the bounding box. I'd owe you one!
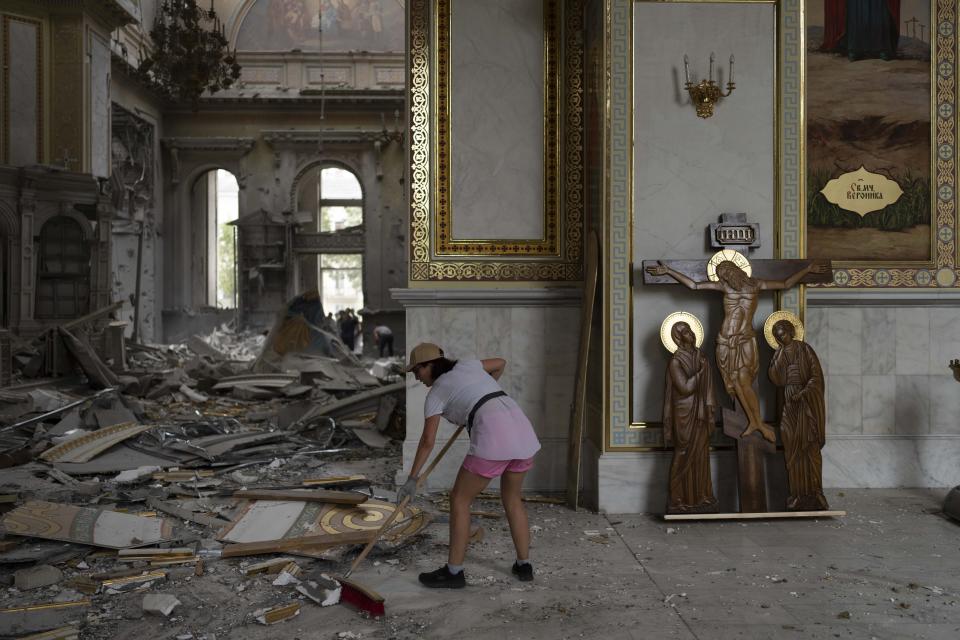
[9,481,953,640]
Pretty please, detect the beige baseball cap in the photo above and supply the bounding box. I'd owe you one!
[405,342,444,372]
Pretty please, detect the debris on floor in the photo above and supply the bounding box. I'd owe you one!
[0,319,413,637]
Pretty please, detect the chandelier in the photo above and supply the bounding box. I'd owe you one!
[139,0,241,107]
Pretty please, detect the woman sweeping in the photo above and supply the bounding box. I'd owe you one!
[399,342,541,588]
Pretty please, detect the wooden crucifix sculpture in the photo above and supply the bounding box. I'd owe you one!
[644,250,832,513]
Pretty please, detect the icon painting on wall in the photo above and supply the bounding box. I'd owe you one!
[237,0,405,53]
[805,0,932,262]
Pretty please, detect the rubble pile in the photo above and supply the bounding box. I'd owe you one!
[0,319,416,638]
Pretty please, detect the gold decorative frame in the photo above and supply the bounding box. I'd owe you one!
[408,0,583,281]
[1,14,44,165]
[807,0,958,289]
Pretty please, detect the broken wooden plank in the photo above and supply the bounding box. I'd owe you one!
[212,373,299,391]
[293,381,404,427]
[221,530,374,558]
[58,327,119,389]
[60,301,124,331]
[232,489,367,505]
[301,475,368,488]
[40,422,157,463]
[145,498,232,529]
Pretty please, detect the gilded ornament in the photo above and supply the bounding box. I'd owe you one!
[763,310,804,349]
[706,249,751,282]
[660,312,704,353]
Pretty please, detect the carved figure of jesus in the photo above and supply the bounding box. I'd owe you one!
[646,259,828,443]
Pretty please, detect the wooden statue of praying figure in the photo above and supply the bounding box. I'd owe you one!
[767,316,829,511]
[661,314,718,514]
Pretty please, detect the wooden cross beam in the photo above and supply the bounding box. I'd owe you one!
[641,258,833,286]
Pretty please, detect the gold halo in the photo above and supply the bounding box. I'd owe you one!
[707,249,752,282]
[660,312,705,353]
[763,311,805,349]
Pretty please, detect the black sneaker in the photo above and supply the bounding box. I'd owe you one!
[418,565,466,589]
[511,561,534,582]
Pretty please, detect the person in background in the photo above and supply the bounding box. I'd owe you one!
[339,308,359,350]
[373,324,394,357]
[400,343,541,588]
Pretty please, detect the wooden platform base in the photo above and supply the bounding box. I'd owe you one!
[664,510,846,521]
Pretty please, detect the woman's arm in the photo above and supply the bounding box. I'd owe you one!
[407,414,441,479]
[481,357,506,380]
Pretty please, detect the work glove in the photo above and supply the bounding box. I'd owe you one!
[397,476,419,504]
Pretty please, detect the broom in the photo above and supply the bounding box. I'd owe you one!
[338,424,466,616]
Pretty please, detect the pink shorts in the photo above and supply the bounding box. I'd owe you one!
[462,454,535,479]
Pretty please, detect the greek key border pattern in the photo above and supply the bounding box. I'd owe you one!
[814,0,958,289]
[408,0,584,281]
[780,0,801,316]
[608,0,631,447]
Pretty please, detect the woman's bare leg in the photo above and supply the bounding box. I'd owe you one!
[448,466,490,566]
[499,470,530,561]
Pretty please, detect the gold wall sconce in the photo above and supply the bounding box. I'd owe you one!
[683,53,735,118]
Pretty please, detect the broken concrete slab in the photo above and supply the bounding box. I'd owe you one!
[187,335,228,360]
[142,593,181,617]
[296,574,341,606]
[14,564,64,590]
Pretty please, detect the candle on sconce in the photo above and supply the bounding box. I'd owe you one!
[683,54,690,85]
[729,54,735,83]
[709,52,715,82]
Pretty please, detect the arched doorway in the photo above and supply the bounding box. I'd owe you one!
[190,169,239,308]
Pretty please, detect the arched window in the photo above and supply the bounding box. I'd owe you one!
[191,169,239,308]
[296,165,363,232]
[35,216,90,319]
[294,165,365,315]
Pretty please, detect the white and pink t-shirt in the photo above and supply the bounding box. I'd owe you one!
[424,360,541,461]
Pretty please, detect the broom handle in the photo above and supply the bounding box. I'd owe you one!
[346,424,466,578]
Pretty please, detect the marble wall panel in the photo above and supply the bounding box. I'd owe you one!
[929,375,960,434]
[7,19,40,166]
[804,307,829,375]
[827,375,862,434]
[826,308,862,375]
[449,0,544,240]
[895,375,930,435]
[822,436,960,487]
[894,307,930,374]
[89,31,111,178]
[475,307,512,358]
[861,375,895,435]
[861,308,896,374]
[929,309,960,376]
[437,307,479,359]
